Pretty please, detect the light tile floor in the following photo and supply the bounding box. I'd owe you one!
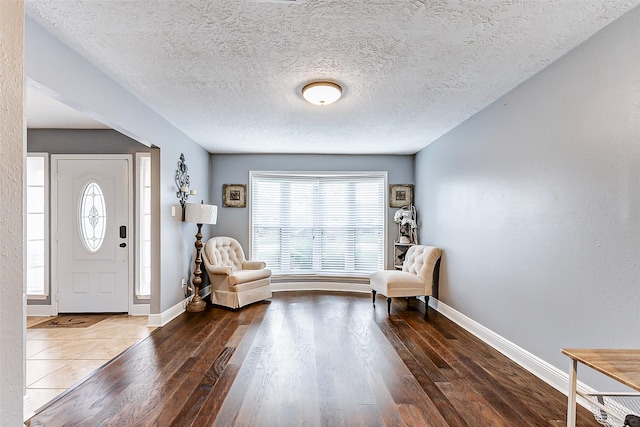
[25,315,156,418]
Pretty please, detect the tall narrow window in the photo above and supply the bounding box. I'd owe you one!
[251,172,385,276]
[26,154,49,298]
[136,154,151,298]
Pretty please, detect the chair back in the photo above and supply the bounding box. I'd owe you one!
[203,236,246,270]
[402,245,442,287]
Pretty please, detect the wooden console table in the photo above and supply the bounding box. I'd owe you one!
[562,348,640,427]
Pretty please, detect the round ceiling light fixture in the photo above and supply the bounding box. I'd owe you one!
[302,81,342,106]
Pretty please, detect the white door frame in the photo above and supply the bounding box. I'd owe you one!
[50,154,134,315]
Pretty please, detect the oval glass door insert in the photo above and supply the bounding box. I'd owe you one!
[79,181,106,252]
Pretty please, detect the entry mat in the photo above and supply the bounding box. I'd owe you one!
[29,314,111,329]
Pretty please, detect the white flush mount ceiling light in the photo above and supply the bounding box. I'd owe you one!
[302,81,342,106]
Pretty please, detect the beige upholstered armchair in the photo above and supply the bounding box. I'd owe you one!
[202,236,272,309]
[370,245,441,314]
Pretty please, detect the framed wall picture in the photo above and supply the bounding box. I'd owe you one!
[223,184,247,208]
[389,184,413,208]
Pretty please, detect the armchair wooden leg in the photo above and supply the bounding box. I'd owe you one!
[386,297,391,314]
[372,290,376,306]
[424,296,430,318]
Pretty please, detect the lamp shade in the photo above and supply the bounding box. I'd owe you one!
[184,203,217,225]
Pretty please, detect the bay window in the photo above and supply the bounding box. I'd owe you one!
[251,172,385,277]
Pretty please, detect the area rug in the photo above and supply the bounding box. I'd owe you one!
[29,314,111,329]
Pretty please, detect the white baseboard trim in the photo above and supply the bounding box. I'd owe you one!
[129,303,150,316]
[26,304,53,317]
[147,298,188,327]
[428,297,597,408]
[28,303,151,317]
[271,282,370,293]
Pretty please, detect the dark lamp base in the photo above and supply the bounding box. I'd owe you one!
[186,295,206,312]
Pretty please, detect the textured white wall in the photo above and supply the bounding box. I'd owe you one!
[0,1,25,424]
[415,6,640,390]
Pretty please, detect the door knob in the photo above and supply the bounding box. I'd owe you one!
[119,243,126,248]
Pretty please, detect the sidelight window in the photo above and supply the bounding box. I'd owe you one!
[26,154,49,298]
[136,154,151,298]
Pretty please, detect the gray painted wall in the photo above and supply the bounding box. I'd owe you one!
[28,131,213,312]
[26,133,212,313]
[210,154,414,270]
[166,144,213,312]
[415,6,640,390]
[27,129,150,305]
[28,128,150,154]
[26,17,212,314]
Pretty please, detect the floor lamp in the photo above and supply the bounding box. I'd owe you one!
[184,202,217,313]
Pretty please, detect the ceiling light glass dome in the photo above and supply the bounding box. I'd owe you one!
[302,81,342,106]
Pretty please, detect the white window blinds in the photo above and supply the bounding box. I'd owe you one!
[251,172,385,276]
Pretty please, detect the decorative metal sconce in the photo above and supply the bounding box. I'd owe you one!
[175,153,196,207]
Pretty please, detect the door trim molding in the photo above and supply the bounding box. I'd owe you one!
[51,154,133,315]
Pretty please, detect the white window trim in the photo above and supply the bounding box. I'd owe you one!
[249,170,388,277]
[135,153,151,300]
[26,152,50,300]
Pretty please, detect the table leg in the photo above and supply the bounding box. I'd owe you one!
[567,359,577,427]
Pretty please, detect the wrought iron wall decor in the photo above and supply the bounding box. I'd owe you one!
[175,153,195,207]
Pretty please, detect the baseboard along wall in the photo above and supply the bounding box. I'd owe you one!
[426,297,597,409]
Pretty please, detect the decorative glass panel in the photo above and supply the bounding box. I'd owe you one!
[79,181,106,253]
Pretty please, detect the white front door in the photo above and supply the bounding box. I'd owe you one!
[53,155,131,313]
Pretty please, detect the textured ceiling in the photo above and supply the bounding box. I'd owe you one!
[25,0,640,155]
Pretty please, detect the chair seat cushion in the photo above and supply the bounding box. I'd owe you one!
[370,270,426,297]
[228,268,272,286]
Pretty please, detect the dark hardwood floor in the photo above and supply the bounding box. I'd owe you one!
[26,292,600,426]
